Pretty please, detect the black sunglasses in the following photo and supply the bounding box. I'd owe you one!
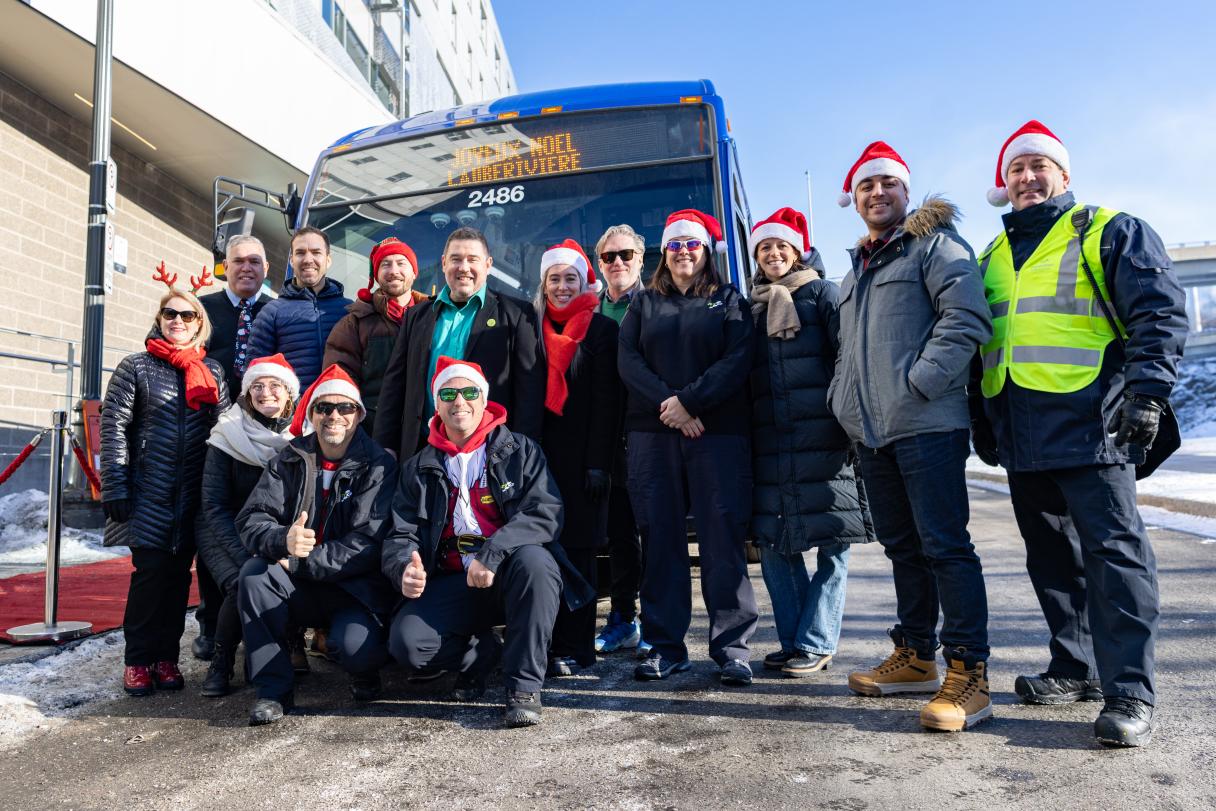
[599,249,637,264]
[311,401,360,416]
[437,386,482,403]
[160,307,200,323]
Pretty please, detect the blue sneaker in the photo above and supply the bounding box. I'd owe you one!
[636,637,653,660]
[594,611,640,653]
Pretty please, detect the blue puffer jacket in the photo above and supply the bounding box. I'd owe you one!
[247,277,351,389]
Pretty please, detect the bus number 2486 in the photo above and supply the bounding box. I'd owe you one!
[467,185,525,207]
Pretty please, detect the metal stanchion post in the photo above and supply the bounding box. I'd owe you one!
[6,411,93,643]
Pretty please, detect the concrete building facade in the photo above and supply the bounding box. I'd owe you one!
[0,0,515,491]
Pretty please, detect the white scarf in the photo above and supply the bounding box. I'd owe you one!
[443,445,488,569]
[206,403,292,468]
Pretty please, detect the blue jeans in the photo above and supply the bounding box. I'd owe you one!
[759,543,850,655]
[855,429,989,663]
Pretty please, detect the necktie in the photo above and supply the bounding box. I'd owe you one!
[234,298,252,375]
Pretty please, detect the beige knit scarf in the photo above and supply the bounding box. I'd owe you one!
[750,269,819,339]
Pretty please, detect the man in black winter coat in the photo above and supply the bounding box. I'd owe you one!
[236,365,397,726]
[382,357,591,728]
[373,227,544,461]
[195,234,271,660]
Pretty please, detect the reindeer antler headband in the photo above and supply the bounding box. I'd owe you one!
[152,261,214,295]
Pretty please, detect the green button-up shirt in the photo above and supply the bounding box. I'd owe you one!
[424,284,486,423]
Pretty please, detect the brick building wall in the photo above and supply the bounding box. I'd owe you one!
[0,70,214,492]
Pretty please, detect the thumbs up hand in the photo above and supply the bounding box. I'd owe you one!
[286,511,316,557]
[402,549,427,598]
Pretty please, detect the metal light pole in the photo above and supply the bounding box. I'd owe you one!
[80,0,114,402]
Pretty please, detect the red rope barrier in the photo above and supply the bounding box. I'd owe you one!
[0,430,47,486]
[69,435,102,493]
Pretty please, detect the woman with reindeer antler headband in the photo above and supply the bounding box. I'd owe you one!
[100,263,231,698]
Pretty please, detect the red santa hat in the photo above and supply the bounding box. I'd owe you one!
[540,239,601,293]
[431,355,490,406]
[290,363,365,436]
[366,236,419,290]
[661,209,728,254]
[749,207,812,262]
[987,119,1070,207]
[838,141,911,207]
[240,353,300,400]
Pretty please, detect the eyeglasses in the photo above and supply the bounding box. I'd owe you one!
[599,249,637,264]
[437,386,482,403]
[160,308,200,323]
[665,239,705,252]
[249,383,286,395]
[311,402,360,416]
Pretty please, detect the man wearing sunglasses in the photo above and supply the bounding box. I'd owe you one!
[383,357,594,728]
[375,226,544,462]
[591,224,650,658]
[236,364,398,726]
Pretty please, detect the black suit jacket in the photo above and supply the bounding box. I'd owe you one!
[373,288,544,460]
[200,289,271,397]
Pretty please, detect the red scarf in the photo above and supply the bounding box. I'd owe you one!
[542,293,598,415]
[357,288,421,325]
[427,401,509,455]
[145,338,219,410]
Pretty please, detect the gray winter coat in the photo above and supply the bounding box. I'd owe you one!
[827,198,993,449]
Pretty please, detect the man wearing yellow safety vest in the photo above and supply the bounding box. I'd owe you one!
[973,120,1188,748]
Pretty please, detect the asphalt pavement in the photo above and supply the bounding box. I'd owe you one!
[1,486,1214,810]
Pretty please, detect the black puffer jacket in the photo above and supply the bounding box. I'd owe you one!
[236,430,398,618]
[195,408,291,593]
[749,277,872,554]
[100,343,229,552]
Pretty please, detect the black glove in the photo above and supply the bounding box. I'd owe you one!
[1108,392,1165,448]
[584,469,611,502]
[102,498,133,523]
[971,419,999,467]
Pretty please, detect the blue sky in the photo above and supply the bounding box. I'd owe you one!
[498,0,1215,277]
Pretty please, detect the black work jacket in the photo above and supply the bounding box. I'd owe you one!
[237,430,398,618]
[381,425,593,612]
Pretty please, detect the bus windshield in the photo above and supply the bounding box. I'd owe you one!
[304,105,718,298]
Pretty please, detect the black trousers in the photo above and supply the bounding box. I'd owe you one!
[606,484,643,619]
[388,544,561,693]
[194,553,222,638]
[123,545,196,665]
[1007,463,1158,704]
[213,587,242,652]
[550,547,598,665]
[627,432,758,665]
[238,558,389,701]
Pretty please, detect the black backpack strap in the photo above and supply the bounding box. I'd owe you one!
[1070,206,1125,348]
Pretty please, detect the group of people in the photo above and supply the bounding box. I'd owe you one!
[99,119,1186,746]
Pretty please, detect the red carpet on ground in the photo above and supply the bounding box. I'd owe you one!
[0,557,200,643]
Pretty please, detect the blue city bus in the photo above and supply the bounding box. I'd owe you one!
[295,80,754,299]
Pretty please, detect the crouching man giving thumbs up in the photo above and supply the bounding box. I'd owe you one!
[236,365,398,726]
[382,357,593,728]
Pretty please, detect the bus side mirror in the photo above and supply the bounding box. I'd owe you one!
[211,206,256,277]
[284,183,301,226]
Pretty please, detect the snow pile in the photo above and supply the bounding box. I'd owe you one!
[1174,356,1216,438]
[0,632,126,748]
[0,489,125,566]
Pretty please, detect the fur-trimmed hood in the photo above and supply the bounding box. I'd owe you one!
[854,195,960,247]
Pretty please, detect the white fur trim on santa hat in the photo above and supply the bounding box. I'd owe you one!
[431,362,490,405]
[661,219,711,247]
[241,361,300,400]
[749,222,812,261]
[540,246,587,277]
[307,378,365,417]
[1000,132,1070,180]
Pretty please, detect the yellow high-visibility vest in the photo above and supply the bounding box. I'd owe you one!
[979,203,1125,397]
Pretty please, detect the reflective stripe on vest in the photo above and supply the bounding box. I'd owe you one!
[978,204,1124,397]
